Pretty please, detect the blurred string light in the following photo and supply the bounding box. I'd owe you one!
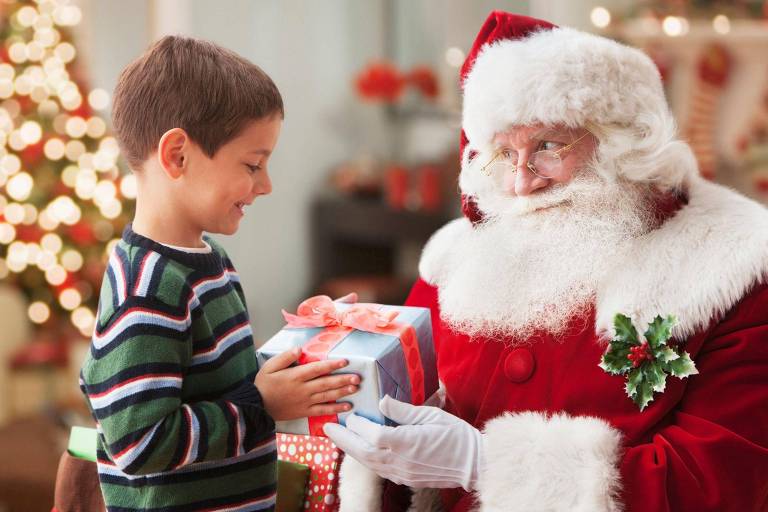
[590,6,612,29]
[0,0,133,336]
[662,15,690,37]
[712,14,731,35]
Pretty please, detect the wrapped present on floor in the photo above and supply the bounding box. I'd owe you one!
[277,433,342,512]
[276,459,311,512]
[257,295,438,436]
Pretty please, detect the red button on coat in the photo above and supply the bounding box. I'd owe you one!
[503,348,535,383]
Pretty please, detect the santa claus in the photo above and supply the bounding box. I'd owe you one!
[324,11,768,512]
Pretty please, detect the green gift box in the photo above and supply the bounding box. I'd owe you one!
[68,426,97,462]
[276,460,310,512]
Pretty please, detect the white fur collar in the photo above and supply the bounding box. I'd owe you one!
[420,177,768,340]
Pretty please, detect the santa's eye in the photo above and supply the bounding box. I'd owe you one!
[538,140,564,152]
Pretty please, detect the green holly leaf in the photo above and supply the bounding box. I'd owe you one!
[668,352,698,378]
[633,379,655,411]
[644,363,667,393]
[644,315,676,349]
[600,342,633,375]
[625,367,643,397]
[656,346,680,364]
[614,314,639,344]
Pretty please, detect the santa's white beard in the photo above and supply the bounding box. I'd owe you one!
[439,170,656,342]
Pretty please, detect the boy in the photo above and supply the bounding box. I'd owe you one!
[79,36,359,511]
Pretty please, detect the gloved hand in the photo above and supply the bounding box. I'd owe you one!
[323,395,483,491]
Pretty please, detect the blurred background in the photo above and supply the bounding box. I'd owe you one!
[0,0,766,510]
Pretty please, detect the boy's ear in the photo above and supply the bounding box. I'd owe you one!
[157,128,189,179]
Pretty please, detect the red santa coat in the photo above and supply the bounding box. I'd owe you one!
[338,178,768,511]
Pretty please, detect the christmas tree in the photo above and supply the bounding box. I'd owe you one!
[0,0,134,339]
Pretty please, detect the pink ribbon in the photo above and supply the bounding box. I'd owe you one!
[282,295,425,436]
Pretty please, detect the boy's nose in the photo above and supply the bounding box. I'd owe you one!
[253,172,272,196]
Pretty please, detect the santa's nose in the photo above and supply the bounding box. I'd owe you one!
[503,162,549,197]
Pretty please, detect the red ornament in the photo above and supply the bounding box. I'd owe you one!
[754,176,768,194]
[354,61,405,103]
[384,165,409,210]
[21,139,45,166]
[407,66,439,99]
[697,44,731,87]
[417,164,441,211]
[68,221,97,246]
[15,224,43,243]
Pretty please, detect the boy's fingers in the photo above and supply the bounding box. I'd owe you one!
[261,347,300,373]
[310,385,358,404]
[307,374,360,394]
[295,358,349,381]
[307,402,352,416]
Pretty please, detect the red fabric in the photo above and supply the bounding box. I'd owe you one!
[392,278,768,511]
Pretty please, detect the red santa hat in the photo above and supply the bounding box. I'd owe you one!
[458,11,687,223]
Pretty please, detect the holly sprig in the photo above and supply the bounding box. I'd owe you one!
[599,314,698,411]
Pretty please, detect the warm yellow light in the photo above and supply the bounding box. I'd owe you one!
[100,199,122,219]
[713,14,730,35]
[64,139,86,161]
[444,47,465,68]
[105,238,120,256]
[4,202,25,224]
[28,301,51,324]
[7,241,29,272]
[65,116,87,138]
[75,171,97,199]
[1,154,21,174]
[38,99,60,117]
[94,180,117,202]
[22,203,38,224]
[53,113,68,134]
[590,7,611,28]
[54,5,82,27]
[14,75,32,95]
[27,42,45,62]
[99,137,120,158]
[72,306,94,331]
[86,117,106,138]
[25,242,41,264]
[7,172,34,201]
[30,85,49,103]
[35,27,58,47]
[54,42,76,63]
[37,210,58,231]
[8,42,28,63]
[0,80,14,99]
[120,174,137,199]
[88,89,110,111]
[61,249,83,272]
[59,288,82,310]
[662,16,689,37]
[45,264,67,285]
[8,130,26,151]
[20,121,43,144]
[93,151,115,172]
[0,258,8,279]
[41,232,63,253]
[0,223,16,244]
[62,165,79,187]
[49,196,81,225]
[0,64,15,80]
[44,138,66,160]
[36,249,56,270]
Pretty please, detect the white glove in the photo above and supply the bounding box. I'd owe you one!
[323,395,483,491]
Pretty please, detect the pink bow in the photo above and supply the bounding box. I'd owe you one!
[282,295,400,333]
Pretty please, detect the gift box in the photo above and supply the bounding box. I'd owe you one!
[276,460,311,512]
[278,433,342,512]
[257,296,438,436]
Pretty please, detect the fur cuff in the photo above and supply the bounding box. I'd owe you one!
[338,456,382,512]
[478,412,623,512]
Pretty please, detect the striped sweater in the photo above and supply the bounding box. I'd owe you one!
[80,226,277,512]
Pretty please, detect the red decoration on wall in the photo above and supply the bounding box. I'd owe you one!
[407,66,439,99]
[354,61,405,103]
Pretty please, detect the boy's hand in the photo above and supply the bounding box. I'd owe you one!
[256,347,360,421]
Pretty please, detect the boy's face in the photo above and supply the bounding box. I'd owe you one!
[182,115,282,236]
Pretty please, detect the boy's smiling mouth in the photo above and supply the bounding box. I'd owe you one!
[235,201,248,215]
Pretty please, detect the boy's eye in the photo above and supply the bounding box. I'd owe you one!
[245,163,262,173]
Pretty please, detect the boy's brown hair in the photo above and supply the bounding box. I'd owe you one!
[112,35,283,170]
